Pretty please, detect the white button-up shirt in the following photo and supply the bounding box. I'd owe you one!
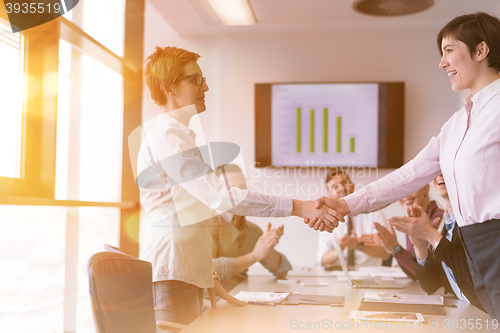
[317,210,387,267]
[137,112,292,288]
[345,79,500,227]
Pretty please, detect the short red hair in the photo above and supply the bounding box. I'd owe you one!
[143,46,200,106]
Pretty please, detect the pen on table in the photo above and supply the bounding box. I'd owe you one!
[247,301,276,306]
[277,279,300,284]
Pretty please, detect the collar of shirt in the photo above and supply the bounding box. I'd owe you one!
[469,78,500,114]
[155,113,197,140]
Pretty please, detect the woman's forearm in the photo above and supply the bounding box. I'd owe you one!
[321,249,340,266]
[233,252,259,276]
[265,249,281,272]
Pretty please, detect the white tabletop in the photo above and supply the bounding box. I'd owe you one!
[182,274,495,332]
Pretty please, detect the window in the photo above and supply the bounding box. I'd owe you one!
[0,18,23,179]
[0,18,59,198]
[0,0,143,331]
[0,205,120,333]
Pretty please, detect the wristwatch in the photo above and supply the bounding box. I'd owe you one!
[213,271,220,282]
[391,245,401,256]
[356,242,365,251]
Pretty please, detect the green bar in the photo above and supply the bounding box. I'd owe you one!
[323,108,328,153]
[296,108,301,153]
[309,109,315,152]
[336,116,342,153]
[350,137,355,153]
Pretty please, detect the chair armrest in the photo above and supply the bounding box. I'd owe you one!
[157,320,187,332]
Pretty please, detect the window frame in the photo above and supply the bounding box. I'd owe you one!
[0,1,144,330]
[0,14,138,199]
[0,20,59,197]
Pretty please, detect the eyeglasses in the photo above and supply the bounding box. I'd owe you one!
[174,74,207,86]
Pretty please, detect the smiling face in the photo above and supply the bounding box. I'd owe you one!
[399,185,430,210]
[326,174,354,199]
[433,174,448,199]
[171,61,209,113]
[439,37,483,94]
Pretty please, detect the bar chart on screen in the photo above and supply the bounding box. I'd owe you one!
[271,83,379,167]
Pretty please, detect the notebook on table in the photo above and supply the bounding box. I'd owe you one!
[358,292,446,315]
[331,232,404,289]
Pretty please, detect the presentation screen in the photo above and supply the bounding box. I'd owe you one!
[255,82,404,168]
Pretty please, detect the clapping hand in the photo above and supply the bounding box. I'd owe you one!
[388,204,441,249]
[252,223,284,261]
[340,231,361,250]
[373,222,399,253]
[358,233,382,247]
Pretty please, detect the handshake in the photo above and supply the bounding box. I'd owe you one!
[292,196,351,233]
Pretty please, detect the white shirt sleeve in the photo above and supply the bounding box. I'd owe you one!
[155,131,293,225]
[344,135,442,215]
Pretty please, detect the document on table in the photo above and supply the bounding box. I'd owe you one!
[357,266,408,278]
[330,271,369,277]
[284,294,345,306]
[363,292,444,305]
[233,291,291,304]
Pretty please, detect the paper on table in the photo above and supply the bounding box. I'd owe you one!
[363,292,443,305]
[350,310,425,323]
[357,266,408,278]
[330,271,369,277]
[285,294,345,306]
[300,282,329,287]
[358,266,399,273]
[370,272,408,278]
[233,291,291,304]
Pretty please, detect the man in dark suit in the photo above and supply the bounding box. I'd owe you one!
[389,174,485,312]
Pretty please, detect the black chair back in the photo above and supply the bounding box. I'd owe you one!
[88,251,156,333]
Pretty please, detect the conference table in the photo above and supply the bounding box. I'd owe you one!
[182,266,495,332]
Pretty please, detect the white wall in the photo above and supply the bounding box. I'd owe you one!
[143,2,461,266]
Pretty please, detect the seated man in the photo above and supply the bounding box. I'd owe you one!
[317,169,389,269]
[361,182,443,280]
[210,165,292,291]
[389,174,485,311]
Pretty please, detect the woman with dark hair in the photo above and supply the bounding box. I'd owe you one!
[310,12,500,319]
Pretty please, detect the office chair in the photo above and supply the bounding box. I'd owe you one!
[88,248,186,333]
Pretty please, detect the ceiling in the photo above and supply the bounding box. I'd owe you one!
[148,0,500,36]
